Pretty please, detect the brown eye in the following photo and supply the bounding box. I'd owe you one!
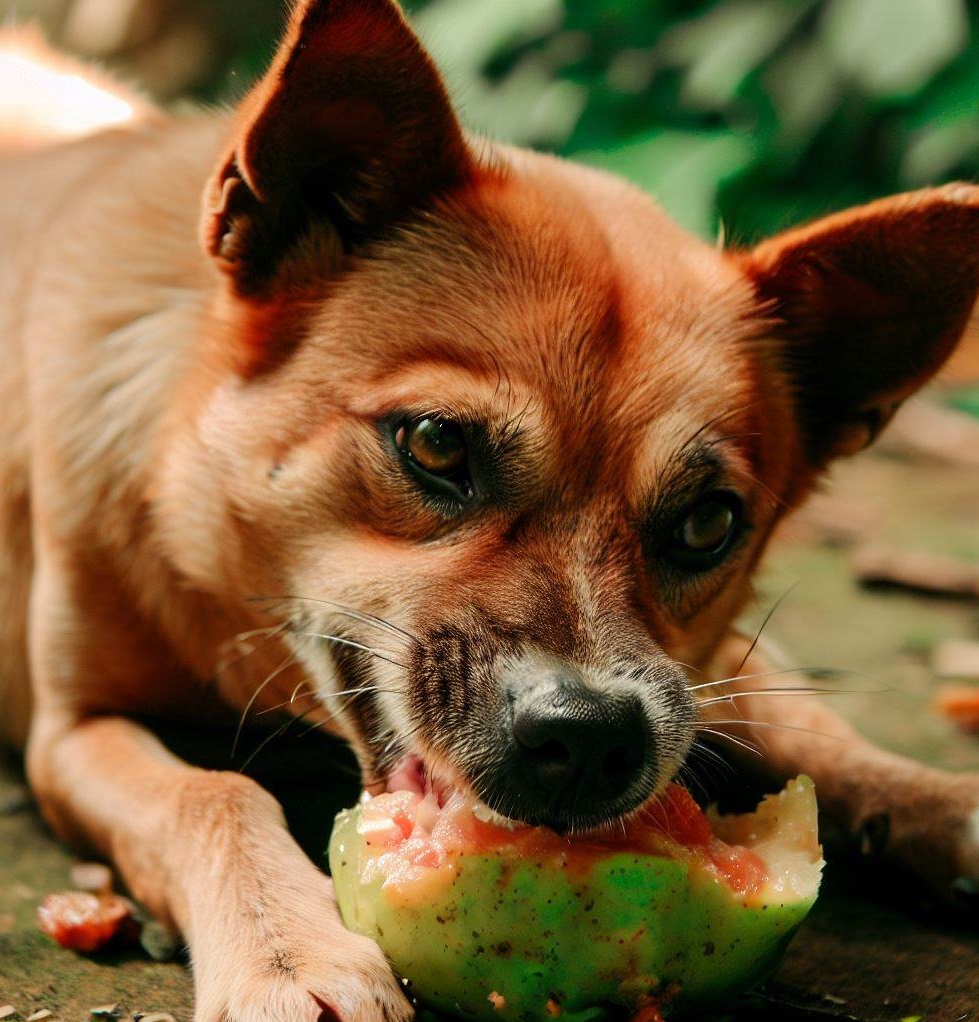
[679,498,734,551]
[397,417,467,475]
[666,492,743,570]
[393,416,475,505]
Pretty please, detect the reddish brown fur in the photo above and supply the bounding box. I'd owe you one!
[1,4,978,1020]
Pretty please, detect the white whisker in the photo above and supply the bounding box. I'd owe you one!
[299,631,406,670]
[232,652,297,758]
[238,706,318,773]
[697,720,845,742]
[687,666,863,692]
[696,685,879,708]
[695,727,764,758]
[253,594,416,642]
[215,622,289,677]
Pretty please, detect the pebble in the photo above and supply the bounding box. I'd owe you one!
[932,639,979,679]
[89,1007,120,1019]
[0,1007,15,1020]
[26,1011,52,1022]
[139,921,181,962]
[70,862,114,894]
[0,787,32,815]
[852,545,979,599]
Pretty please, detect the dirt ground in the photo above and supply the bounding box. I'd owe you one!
[1,396,977,1022]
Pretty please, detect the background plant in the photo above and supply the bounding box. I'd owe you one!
[7,0,979,243]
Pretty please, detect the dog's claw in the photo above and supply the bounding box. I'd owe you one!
[312,995,342,1022]
[950,876,979,910]
[858,812,891,858]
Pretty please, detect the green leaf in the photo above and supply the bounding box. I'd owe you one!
[764,39,844,159]
[412,0,562,80]
[900,116,979,186]
[821,0,968,99]
[573,130,755,238]
[947,386,979,420]
[659,0,816,110]
[460,56,588,146]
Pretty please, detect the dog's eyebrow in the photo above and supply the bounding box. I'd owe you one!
[639,435,752,532]
[659,443,727,504]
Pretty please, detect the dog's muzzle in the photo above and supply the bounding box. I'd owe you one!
[479,669,658,831]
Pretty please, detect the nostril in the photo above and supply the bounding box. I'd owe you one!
[519,735,573,793]
[602,743,638,783]
[524,737,571,768]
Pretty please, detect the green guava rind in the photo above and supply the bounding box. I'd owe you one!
[329,810,816,1021]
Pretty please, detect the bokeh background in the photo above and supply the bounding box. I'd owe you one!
[6,0,979,244]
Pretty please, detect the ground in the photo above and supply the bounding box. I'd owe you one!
[1,396,977,1022]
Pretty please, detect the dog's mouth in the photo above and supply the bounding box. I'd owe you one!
[379,752,665,834]
[382,753,527,831]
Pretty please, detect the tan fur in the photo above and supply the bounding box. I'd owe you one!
[0,26,152,149]
[1,6,978,1021]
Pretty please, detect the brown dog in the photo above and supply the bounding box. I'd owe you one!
[1,2,978,1019]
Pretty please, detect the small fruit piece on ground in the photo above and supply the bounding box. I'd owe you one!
[38,891,139,952]
[936,684,979,734]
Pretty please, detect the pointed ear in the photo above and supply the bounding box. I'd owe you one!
[741,185,979,466]
[202,0,469,293]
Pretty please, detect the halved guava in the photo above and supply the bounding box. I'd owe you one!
[329,776,822,1021]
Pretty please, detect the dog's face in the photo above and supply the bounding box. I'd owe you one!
[162,0,979,830]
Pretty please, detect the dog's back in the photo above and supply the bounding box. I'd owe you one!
[0,30,203,748]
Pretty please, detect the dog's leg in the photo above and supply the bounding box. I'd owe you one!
[705,633,979,902]
[25,552,411,1022]
[27,711,411,1022]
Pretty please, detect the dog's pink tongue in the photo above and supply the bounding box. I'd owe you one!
[385,755,454,805]
[386,755,426,795]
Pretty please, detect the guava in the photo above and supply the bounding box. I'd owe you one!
[329,776,822,1020]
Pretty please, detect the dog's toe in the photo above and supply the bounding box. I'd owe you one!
[304,935,415,1022]
[197,965,413,1022]
[948,803,979,905]
[194,930,413,1022]
[879,770,979,906]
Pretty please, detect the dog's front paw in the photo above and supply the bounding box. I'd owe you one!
[194,927,413,1022]
[199,933,411,1022]
[189,864,413,1022]
[946,778,979,909]
[866,767,979,908]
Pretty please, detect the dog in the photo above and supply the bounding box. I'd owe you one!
[1,1,978,1019]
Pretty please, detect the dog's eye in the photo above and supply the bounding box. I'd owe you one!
[397,417,467,475]
[665,492,743,570]
[394,416,474,503]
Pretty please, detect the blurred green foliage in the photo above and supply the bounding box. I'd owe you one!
[9,0,979,243]
[396,0,979,242]
[211,0,979,242]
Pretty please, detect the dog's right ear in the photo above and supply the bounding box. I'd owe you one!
[202,0,469,295]
[740,185,979,475]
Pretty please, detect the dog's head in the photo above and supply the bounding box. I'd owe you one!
[163,0,979,829]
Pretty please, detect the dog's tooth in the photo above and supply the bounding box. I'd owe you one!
[472,800,522,830]
[415,794,440,832]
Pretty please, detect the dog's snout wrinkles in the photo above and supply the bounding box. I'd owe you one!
[509,678,651,825]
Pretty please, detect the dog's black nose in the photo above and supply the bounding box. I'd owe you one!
[507,679,653,827]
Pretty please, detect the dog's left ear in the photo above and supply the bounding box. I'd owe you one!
[741,185,979,467]
[202,0,469,294]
